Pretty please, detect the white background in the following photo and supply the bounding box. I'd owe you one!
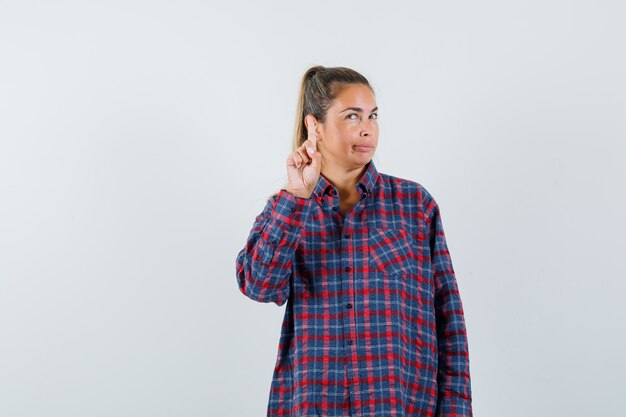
[1,1,625,416]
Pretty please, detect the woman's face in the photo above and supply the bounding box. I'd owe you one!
[316,83,379,171]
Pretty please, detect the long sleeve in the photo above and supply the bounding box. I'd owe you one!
[235,189,312,306]
[425,193,473,417]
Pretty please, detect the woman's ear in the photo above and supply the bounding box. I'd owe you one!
[315,122,323,141]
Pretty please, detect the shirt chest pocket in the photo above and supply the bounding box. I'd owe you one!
[367,227,418,323]
[368,227,416,275]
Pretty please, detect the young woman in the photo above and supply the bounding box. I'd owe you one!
[236,65,473,417]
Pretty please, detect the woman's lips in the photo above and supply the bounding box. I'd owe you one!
[353,145,374,152]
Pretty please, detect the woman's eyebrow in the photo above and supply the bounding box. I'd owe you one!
[339,106,378,113]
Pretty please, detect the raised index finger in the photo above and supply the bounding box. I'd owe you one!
[305,114,317,149]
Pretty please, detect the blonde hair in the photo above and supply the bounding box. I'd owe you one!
[270,65,374,199]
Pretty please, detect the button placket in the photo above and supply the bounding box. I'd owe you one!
[342,229,354,350]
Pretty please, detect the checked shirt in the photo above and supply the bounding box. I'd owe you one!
[236,160,472,417]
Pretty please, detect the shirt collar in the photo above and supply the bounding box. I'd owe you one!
[313,159,380,199]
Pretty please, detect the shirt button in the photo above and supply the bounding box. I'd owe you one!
[347,340,354,345]
[291,207,296,212]
[344,234,350,239]
[346,303,352,309]
[332,206,338,211]
[344,266,351,272]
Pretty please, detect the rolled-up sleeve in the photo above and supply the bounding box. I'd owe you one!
[235,189,312,306]
[424,191,473,417]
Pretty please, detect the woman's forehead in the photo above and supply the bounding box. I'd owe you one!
[331,84,377,110]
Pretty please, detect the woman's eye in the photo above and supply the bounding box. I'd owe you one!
[346,113,377,120]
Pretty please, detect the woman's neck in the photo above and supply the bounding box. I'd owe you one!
[321,162,367,197]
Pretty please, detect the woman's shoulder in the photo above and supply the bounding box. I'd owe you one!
[378,171,437,203]
[376,171,442,229]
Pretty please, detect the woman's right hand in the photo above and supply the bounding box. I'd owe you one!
[285,115,322,199]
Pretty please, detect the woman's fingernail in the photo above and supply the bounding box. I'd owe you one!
[307,147,314,155]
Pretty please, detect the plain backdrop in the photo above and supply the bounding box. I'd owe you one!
[1,1,625,416]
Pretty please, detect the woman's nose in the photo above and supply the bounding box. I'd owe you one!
[360,119,373,136]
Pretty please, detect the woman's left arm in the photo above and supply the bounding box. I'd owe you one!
[425,194,473,417]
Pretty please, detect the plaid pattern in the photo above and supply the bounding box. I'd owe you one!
[236,160,472,417]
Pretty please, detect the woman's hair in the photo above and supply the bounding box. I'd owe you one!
[270,65,374,199]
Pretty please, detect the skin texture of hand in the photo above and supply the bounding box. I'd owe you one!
[285,115,322,198]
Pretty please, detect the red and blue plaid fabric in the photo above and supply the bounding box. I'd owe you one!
[236,160,472,417]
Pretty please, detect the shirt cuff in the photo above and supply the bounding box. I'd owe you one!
[436,395,473,417]
[257,189,313,256]
[270,188,312,228]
